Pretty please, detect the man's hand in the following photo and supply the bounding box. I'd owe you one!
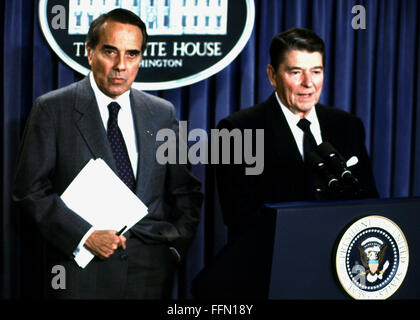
[84,230,126,259]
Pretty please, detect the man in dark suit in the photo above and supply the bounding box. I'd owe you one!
[12,9,202,299]
[216,28,378,236]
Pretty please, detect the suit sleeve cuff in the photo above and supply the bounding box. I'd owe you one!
[73,227,95,257]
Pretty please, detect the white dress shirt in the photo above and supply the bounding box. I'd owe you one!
[89,72,138,178]
[275,92,323,158]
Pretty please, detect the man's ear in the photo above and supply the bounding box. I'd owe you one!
[86,43,93,66]
[266,64,277,88]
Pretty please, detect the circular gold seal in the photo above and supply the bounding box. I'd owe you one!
[335,216,409,299]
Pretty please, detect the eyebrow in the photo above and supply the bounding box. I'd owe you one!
[127,49,141,55]
[101,44,141,55]
[287,66,324,71]
[102,44,118,51]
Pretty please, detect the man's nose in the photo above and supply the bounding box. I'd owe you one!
[301,72,313,87]
[114,54,126,71]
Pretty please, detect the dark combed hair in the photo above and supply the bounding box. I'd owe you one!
[269,27,325,70]
[86,8,148,54]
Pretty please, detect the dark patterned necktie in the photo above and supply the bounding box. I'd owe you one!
[297,118,318,159]
[107,102,135,191]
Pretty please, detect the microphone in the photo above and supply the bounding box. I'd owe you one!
[317,142,359,186]
[305,151,343,193]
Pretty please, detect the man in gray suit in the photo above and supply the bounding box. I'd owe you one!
[12,9,203,299]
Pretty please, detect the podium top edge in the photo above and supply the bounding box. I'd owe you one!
[263,196,420,210]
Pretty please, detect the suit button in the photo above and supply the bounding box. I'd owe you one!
[120,253,128,261]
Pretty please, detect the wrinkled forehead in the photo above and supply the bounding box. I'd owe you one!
[97,20,143,48]
[280,50,324,69]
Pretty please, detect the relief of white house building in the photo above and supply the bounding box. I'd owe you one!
[69,0,228,35]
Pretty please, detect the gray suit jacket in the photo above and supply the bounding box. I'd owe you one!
[12,77,203,298]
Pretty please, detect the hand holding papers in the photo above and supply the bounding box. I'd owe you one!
[61,158,148,268]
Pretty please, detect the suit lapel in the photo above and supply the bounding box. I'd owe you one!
[316,104,341,146]
[130,91,156,197]
[264,93,303,165]
[73,77,117,172]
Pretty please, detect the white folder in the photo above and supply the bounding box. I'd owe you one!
[61,158,148,268]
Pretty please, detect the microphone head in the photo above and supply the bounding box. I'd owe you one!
[305,151,324,167]
[306,151,340,187]
[317,142,336,158]
[317,142,347,164]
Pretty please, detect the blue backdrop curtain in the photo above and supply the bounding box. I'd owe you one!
[1,0,419,299]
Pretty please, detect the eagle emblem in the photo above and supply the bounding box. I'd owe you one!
[358,237,390,283]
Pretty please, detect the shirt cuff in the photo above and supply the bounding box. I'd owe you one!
[73,227,95,265]
[73,227,95,257]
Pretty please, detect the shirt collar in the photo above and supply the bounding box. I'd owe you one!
[89,72,131,110]
[274,91,318,126]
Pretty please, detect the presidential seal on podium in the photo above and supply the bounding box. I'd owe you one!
[335,215,409,299]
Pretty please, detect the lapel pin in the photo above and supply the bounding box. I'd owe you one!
[146,130,153,136]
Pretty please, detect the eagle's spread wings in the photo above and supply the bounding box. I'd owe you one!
[378,245,387,266]
[358,246,369,269]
